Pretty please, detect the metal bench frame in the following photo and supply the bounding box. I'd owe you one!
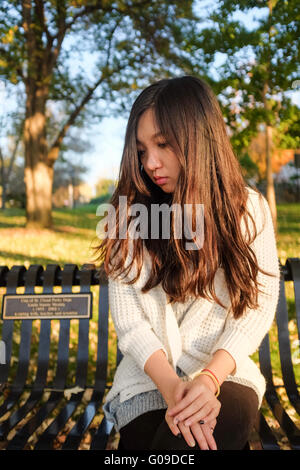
[0,259,299,450]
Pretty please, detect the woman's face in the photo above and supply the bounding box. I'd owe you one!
[136,108,181,193]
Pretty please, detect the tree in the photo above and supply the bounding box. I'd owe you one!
[0,132,23,209]
[95,177,115,197]
[0,80,25,209]
[189,0,300,232]
[0,0,197,228]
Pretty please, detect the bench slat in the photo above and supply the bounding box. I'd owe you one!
[276,276,300,414]
[255,412,281,450]
[62,282,110,450]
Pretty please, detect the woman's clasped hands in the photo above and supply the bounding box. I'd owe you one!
[164,375,221,450]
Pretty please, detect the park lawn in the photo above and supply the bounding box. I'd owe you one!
[0,205,101,267]
[0,202,299,446]
[276,204,300,263]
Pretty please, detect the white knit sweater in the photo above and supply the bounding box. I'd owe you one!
[103,188,281,409]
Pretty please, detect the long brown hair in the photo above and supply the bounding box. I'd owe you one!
[93,75,278,319]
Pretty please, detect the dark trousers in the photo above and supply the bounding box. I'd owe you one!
[118,381,259,451]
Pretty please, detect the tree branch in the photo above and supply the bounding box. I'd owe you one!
[50,0,104,42]
[44,0,67,76]
[35,0,52,44]
[46,0,152,76]
[47,18,122,166]
[22,0,36,60]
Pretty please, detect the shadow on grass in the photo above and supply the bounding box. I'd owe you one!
[277,223,300,234]
[0,251,70,267]
[0,205,100,232]
[0,221,25,229]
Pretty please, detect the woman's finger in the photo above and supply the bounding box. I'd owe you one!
[189,422,212,450]
[178,421,200,449]
[182,402,212,426]
[172,399,205,425]
[183,400,220,426]
[197,406,221,426]
[165,410,182,437]
[209,418,217,432]
[200,423,218,450]
[167,384,204,417]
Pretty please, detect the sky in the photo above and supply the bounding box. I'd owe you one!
[85,116,127,190]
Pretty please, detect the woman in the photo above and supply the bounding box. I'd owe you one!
[95,75,280,450]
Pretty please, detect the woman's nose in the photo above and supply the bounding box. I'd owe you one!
[145,149,163,171]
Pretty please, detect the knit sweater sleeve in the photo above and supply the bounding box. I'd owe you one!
[108,276,169,372]
[211,191,281,373]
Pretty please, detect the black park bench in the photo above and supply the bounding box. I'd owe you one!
[0,259,299,450]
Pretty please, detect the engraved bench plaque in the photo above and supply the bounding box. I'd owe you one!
[1,293,92,320]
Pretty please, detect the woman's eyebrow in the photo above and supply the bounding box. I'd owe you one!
[136,131,163,144]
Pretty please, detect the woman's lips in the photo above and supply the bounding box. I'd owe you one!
[154,177,168,185]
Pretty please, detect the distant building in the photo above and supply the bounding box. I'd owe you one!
[274,149,300,183]
[53,182,93,208]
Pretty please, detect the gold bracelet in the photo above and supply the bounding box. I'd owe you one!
[194,371,220,397]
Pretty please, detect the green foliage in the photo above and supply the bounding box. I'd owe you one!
[189,0,300,178]
[239,151,259,178]
[95,178,115,198]
[0,0,200,121]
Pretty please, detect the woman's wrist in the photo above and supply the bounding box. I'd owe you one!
[193,372,218,394]
[163,376,183,405]
[144,349,182,405]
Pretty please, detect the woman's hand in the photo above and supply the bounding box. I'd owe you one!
[164,378,220,450]
[167,375,221,426]
[188,419,217,450]
[165,407,217,450]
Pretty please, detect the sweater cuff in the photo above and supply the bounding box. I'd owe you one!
[210,328,252,374]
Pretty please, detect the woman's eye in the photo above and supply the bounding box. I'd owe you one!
[158,142,167,148]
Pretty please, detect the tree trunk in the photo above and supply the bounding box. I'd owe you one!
[24,85,53,229]
[263,1,277,235]
[265,124,277,234]
[24,160,53,228]
[1,184,6,210]
[0,150,6,210]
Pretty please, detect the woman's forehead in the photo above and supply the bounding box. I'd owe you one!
[136,109,164,143]
[136,131,164,145]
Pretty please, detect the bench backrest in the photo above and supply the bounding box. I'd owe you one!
[0,259,299,394]
[0,264,122,393]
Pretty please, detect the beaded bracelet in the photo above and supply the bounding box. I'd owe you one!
[194,369,221,397]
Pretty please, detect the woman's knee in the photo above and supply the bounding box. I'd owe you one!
[213,381,259,450]
[119,409,167,450]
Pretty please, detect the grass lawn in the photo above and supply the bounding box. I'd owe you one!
[0,201,299,448]
[0,205,101,267]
